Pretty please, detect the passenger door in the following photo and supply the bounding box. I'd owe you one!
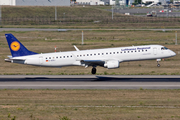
[153,47,157,55]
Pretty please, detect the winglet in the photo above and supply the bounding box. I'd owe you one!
[73,45,80,51]
[5,34,38,57]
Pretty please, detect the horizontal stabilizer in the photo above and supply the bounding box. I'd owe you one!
[5,57,26,62]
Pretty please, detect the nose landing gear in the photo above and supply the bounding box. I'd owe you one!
[157,63,160,67]
[156,59,161,67]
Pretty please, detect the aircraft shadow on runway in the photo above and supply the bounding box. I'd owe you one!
[0,76,180,82]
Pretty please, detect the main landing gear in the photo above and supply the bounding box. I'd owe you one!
[91,67,97,74]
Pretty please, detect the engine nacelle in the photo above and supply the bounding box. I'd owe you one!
[104,60,119,69]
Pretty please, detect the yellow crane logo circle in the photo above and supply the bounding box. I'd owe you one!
[10,41,20,51]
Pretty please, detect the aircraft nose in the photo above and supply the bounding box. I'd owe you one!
[170,51,176,56]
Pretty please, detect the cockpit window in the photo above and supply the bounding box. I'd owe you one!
[161,47,168,50]
[164,47,168,50]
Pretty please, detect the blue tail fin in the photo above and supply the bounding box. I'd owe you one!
[5,33,38,57]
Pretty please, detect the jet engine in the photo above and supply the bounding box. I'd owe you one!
[104,60,119,69]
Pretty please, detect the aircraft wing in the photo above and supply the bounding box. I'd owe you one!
[80,60,105,67]
[80,59,123,67]
[71,53,122,67]
[80,60,105,66]
[73,45,80,51]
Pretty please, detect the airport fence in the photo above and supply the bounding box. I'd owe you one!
[2,16,180,26]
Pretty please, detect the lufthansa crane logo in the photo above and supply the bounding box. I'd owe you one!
[10,41,20,51]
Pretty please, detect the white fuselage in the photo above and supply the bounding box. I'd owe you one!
[12,45,176,68]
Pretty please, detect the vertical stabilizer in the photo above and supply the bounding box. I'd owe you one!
[5,33,37,57]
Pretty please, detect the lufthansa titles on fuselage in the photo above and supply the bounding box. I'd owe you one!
[121,47,151,51]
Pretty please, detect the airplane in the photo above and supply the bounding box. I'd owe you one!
[5,33,176,74]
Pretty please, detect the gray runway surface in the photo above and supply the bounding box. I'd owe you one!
[0,75,180,89]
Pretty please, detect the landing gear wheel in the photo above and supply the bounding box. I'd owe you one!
[91,67,96,74]
[157,64,160,67]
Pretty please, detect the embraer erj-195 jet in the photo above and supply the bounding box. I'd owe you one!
[5,33,176,74]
